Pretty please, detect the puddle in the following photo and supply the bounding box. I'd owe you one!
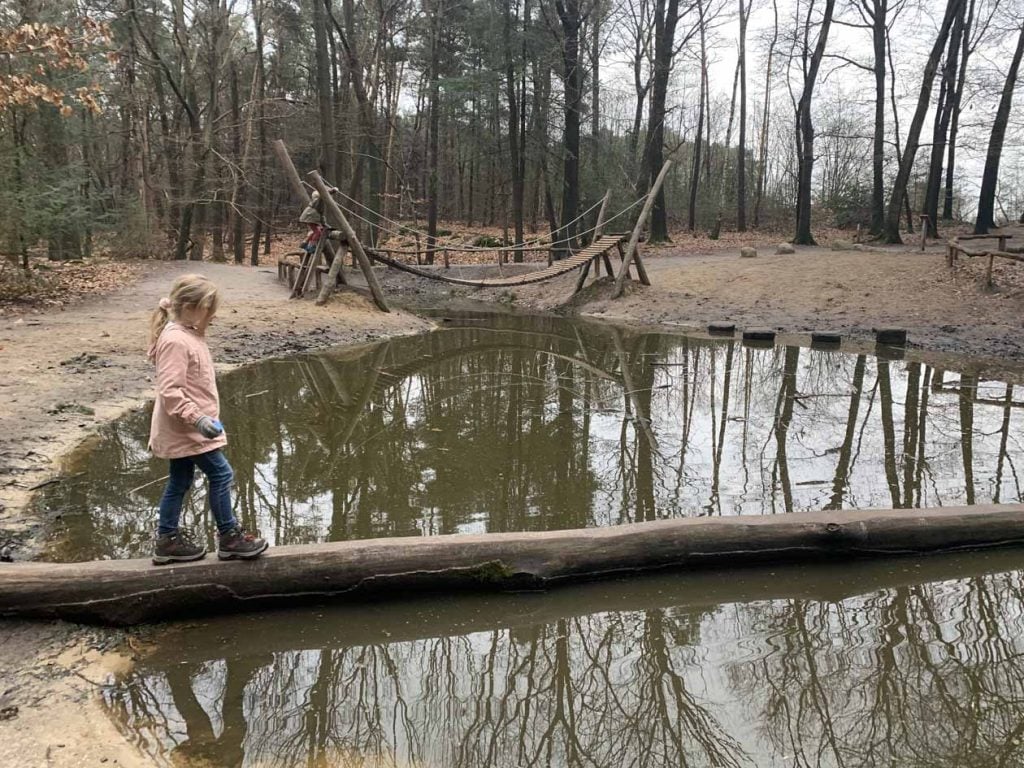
[38,314,1023,561]
[105,548,1024,767]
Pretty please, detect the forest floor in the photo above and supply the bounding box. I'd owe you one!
[1,222,1023,766]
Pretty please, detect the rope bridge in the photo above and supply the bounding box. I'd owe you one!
[365,234,632,288]
[272,139,670,310]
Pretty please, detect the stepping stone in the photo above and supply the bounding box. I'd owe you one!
[811,331,842,345]
[776,243,795,255]
[708,322,735,334]
[740,246,758,258]
[875,328,907,346]
[742,328,776,342]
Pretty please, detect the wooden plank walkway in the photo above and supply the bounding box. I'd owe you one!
[365,234,629,288]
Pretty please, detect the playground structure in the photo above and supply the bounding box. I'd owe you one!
[272,140,669,309]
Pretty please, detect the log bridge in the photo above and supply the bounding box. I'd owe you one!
[1,504,1023,626]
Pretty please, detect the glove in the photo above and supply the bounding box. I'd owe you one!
[195,416,224,438]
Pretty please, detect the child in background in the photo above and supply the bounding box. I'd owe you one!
[298,186,338,254]
[147,274,268,565]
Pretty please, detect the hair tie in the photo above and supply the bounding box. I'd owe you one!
[158,297,171,311]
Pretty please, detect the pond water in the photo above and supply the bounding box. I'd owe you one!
[39,313,1023,561]
[107,548,1024,767]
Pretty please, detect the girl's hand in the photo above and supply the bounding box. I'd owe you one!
[195,416,224,438]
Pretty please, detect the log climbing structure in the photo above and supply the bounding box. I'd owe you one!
[273,140,670,309]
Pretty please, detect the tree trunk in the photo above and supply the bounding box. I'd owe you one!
[555,0,583,257]
[687,0,708,232]
[504,0,525,257]
[924,2,965,237]
[793,0,837,246]
[753,0,778,229]
[426,0,442,264]
[869,0,887,235]
[974,22,1024,234]
[250,0,267,266]
[883,0,964,244]
[311,0,336,175]
[3,505,1022,625]
[736,0,749,231]
[638,0,680,243]
[943,0,975,220]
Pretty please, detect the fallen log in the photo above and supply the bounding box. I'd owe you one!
[2,504,1023,626]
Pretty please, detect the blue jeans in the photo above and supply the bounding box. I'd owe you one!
[157,449,238,536]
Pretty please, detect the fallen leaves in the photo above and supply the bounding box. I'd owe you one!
[0,257,143,314]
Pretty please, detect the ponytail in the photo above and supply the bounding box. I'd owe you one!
[149,299,171,346]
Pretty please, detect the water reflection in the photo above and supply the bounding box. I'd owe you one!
[39,315,1024,561]
[106,551,1024,767]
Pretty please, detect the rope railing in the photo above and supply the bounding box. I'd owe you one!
[336,195,645,256]
[310,180,609,251]
[303,179,646,255]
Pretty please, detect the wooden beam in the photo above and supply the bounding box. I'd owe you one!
[272,139,347,289]
[573,190,611,294]
[614,161,671,298]
[308,171,390,312]
[2,504,1023,625]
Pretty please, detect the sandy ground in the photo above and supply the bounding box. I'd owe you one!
[2,231,1023,766]
[379,234,1024,377]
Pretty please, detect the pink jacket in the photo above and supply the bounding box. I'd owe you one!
[147,322,227,459]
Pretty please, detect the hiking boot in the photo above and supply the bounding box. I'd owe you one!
[152,529,207,565]
[218,526,269,560]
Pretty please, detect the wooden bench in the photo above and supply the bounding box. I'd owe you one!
[946,235,1023,287]
[954,232,1014,251]
[278,254,343,292]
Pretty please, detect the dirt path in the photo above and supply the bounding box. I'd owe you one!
[0,260,430,767]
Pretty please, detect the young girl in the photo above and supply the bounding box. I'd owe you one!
[147,274,268,565]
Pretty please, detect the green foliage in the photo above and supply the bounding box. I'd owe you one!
[473,235,503,247]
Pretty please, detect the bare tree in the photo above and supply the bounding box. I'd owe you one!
[882,0,965,243]
[974,16,1024,233]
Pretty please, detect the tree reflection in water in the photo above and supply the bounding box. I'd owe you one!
[38,314,1024,561]
[106,554,1024,767]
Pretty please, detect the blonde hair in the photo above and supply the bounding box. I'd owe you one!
[149,273,220,344]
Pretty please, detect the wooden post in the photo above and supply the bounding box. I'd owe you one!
[985,253,994,288]
[308,171,390,312]
[919,214,928,251]
[614,161,671,298]
[300,234,324,296]
[593,190,610,240]
[272,139,347,290]
[574,190,610,293]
